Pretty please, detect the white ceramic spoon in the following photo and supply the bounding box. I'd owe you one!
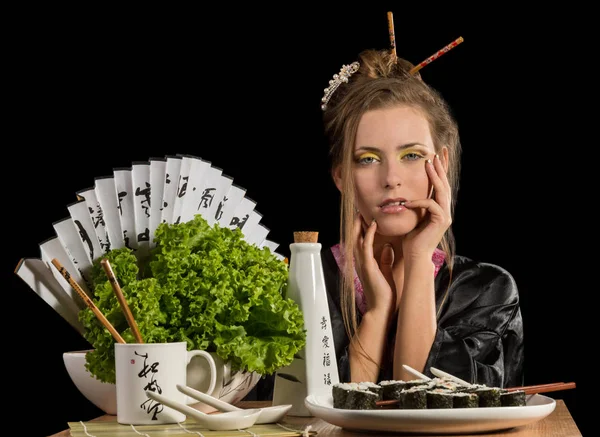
[403,364,473,388]
[176,384,292,424]
[402,364,431,381]
[145,390,261,431]
[430,367,472,387]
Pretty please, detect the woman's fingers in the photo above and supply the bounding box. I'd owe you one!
[425,158,443,197]
[425,156,451,212]
[380,243,394,288]
[431,154,451,191]
[361,218,377,261]
[404,198,451,227]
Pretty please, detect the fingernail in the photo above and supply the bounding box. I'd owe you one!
[371,218,376,226]
[426,159,432,165]
[435,153,439,160]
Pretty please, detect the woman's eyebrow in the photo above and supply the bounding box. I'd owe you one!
[355,142,428,152]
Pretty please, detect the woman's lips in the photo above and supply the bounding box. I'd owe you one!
[379,200,407,214]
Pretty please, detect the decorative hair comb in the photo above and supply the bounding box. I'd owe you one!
[320,11,463,111]
[320,62,360,110]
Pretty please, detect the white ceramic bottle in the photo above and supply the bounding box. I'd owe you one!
[272,231,339,416]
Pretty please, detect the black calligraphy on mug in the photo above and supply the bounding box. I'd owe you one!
[136,351,164,420]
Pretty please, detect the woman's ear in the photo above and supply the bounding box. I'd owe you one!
[441,147,449,173]
[332,165,343,192]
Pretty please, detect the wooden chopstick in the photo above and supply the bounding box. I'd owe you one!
[51,259,125,344]
[100,258,144,343]
[508,382,576,395]
[506,382,563,392]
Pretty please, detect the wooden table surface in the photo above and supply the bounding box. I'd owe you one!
[50,399,582,436]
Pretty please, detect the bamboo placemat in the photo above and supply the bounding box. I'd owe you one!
[67,420,317,437]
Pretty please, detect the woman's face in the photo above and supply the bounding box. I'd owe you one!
[343,105,439,237]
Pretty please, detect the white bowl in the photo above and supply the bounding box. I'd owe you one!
[63,349,262,415]
[63,350,117,415]
[186,352,262,413]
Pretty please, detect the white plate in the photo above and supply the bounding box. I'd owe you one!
[304,393,556,434]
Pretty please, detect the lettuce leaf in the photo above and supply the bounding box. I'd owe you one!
[81,215,306,384]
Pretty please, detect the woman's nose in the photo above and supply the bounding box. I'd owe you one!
[382,161,402,188]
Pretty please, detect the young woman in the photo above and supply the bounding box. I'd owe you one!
[320,48,524,388]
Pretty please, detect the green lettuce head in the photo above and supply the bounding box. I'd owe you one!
[81,214,306,384]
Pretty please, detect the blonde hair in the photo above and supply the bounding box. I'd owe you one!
[322,49,462,367]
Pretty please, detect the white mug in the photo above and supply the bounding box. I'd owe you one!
[115,342,216,425]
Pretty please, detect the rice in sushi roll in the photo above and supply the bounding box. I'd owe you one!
[404,378,434,389]
[358,381,383,400]
[430,376,462,392]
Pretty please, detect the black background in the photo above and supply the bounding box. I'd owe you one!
[5,4,590,436]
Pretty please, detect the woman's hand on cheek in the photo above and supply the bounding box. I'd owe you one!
[402,154,452,261]
[353,213,396,317]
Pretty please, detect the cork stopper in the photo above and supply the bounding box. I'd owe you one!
[293,231,319,243]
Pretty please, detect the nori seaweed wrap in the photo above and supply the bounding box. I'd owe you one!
[501,390,526,406]
[452,392,479,408]
[332,383,353,408]
[426,389,454,409]
[398,386,428,409]
[346,388,378,409]
[379,380,406,400]
[474,386,502,407]
[332,382,377,409]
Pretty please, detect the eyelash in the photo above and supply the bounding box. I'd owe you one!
[355,152,425,165]
[401,152,425,161]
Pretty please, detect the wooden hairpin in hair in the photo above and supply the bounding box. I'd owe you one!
[409,36,464,75]
[387,11,397,62]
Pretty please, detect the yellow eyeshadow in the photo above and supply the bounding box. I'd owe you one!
[357,152,379,160]
[398,149,426,159]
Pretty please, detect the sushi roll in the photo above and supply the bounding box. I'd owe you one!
[398,386,428,409]
[346,388,378,409]
[426,389,454,409]
[501,389,526,406]
[332,382,355,408]
[379,380,406,400]
[358,381,383,401]
[474,386,502,407]
[332,382,377,409]
[404,378,433,389]
[451,392,479,408]
[430,376,462,392]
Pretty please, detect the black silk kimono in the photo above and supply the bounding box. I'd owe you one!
[249,245,525,400]
[322,247,525,389]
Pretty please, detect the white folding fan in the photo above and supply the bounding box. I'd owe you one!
[15,153,283,334]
